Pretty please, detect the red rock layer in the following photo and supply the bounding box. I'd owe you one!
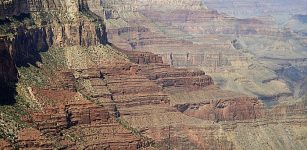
[121,49,214,88]
[17,128,53,149]
[73,49,273,149]
[67,124,141,149]
[107,74,170,107]
[27,87,142,149]
[0,139,13,150]
[135,64,213,88]
[178,97,265,121]
[125,51,163,64]
[271,101,307,118]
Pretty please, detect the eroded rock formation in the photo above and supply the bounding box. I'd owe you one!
[28,88,142,149]
[0,0,106,104]
[0,0,307,149]
[178,97,264,121]
[100,0,306,104]
[0,0,141,148]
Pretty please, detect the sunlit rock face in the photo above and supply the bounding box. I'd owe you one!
[0,0,307,149]
[0,0,103,90]
[100,0,307,105]
[0,0,144,148]
[0,0,107,105]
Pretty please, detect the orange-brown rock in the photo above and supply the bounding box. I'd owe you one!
[271,100,307,118]
[133,63,214,88]
[47,71,77,91]
[107,74,170,108]
[118,49,214,88]
[65,124,141,149]
[0,139,13,150]
[30,89,109,133]
[28,88,142,149]
[178,97,265,121]
[76,65,170,114]
[0,0,107,104]
[124,51,163,64]
[17,128,53,149]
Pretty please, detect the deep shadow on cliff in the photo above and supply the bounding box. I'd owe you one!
[0,13,48,105]
[0,82,17,105]
[0,0,109,105]
[0,38,17,105]
[0,0,42,104]
[0,37,17,105]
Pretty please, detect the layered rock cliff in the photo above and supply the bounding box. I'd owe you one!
[0,0,307,150]
[100,0,307,105]
[0,0,137,148]
[0,0,107,103]
[98,1,306,149]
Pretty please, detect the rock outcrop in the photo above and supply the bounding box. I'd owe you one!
[101,0,206,15]
[0,0,107,55]
[73,46,305,149]
[1,0,307,149]
[17,128,53,149]
[0,139,13,149]
[100,0,306,104]
[0,0,107,104]
[26,87,142,149]
[0,0,141,148]
[0,36,18,104]
[178,97,264,121]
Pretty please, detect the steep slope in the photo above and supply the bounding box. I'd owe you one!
[0,0,306,150]
[91,1,307,149]
[0,0,107,103]
[0,0,142,149]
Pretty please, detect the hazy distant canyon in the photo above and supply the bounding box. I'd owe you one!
[101,0,307,105]
[0,0,306,149]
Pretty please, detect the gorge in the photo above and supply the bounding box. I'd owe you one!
[0,0,306,149]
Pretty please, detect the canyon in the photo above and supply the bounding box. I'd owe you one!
[0,0,306,149]
[100,0,307,105]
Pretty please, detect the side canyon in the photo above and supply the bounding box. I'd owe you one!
[0,0,306,150]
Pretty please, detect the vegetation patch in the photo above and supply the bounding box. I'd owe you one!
[0,46,67,146]
[0,13,35,35]
[0,86,33,146]
[18,47,67,88]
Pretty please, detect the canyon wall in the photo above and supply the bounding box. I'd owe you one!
[92,2,307,148]
[0,1,145,149]
[0,0,306,149]
[0,0,28,19]
[0,36,18,104]
[0,0,107,104]
[101,0,307,104]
